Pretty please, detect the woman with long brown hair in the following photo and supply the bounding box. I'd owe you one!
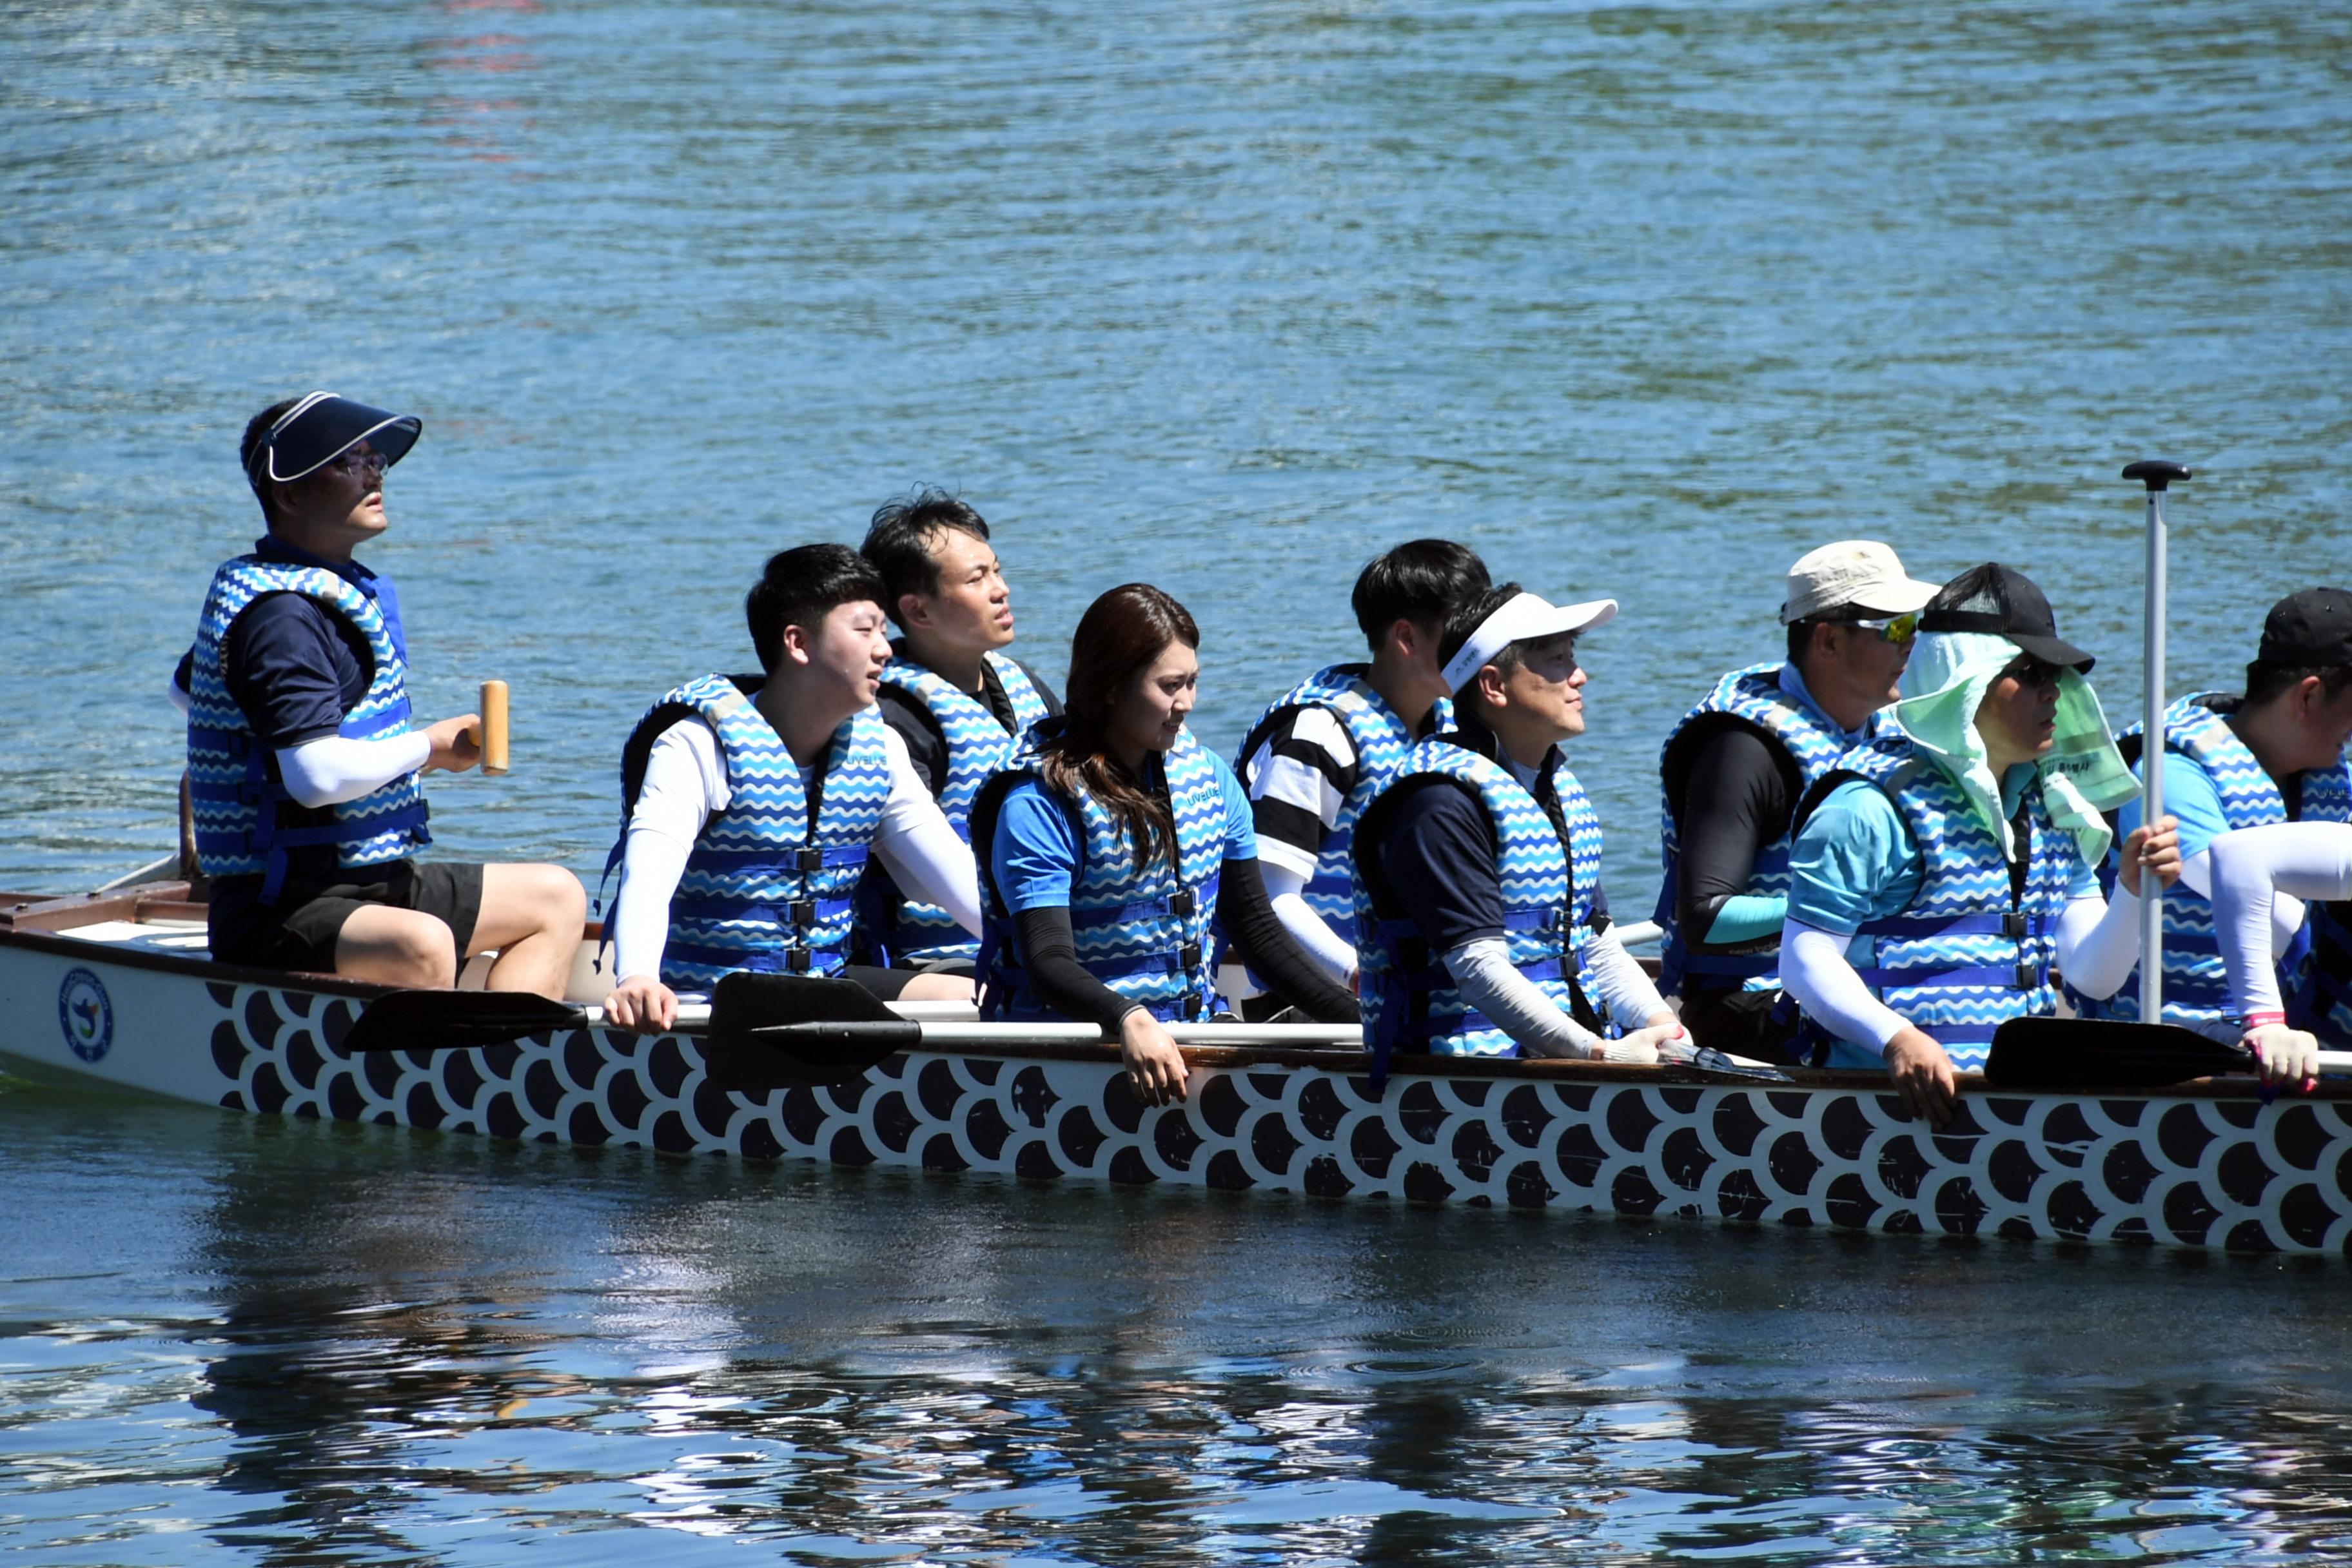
[971,584,1360,1104]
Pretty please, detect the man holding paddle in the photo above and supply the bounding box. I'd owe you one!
[601,544,983,1034]
[177,393,586,996]
[2081,588,2352,1046]
[1776,564,2181,1125]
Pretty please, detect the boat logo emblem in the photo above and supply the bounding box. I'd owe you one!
[57,968,113,1063]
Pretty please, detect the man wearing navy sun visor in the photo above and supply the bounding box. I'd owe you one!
[173,392,585,995]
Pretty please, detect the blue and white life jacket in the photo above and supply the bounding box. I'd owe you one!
[865,651,1052,966]
[611,674,892,990]
[970,720,1228,1023]
[2295,754,2352,1044]
[1233,665,1450,928]
[2072,693,2300,1030]
[1352,735,1605,1081]
[1797,731,2079,1072]
[1652,663,1857,997]
[184,556,430,902]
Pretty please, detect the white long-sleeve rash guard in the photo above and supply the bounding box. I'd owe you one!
[1779,889,2139,1059]
[1438,925,1674,1062]
[609,717,982,985]
[2211,821,2352,1019]
[1258,859,1358,985]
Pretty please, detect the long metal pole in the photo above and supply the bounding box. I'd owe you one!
[2139,485,2168,1022]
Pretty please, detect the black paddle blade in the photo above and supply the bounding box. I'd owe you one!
[1983,1015,2248,1090]
[1679,1047,1795,1085]
[342,989,587,1053]
[703,972,910,1092]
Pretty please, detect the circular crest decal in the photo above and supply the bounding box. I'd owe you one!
[57,968,114,1063]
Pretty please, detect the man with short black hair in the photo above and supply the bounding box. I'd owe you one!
[2088,586,2352,1043]
[178,393,585,994]
[853,489,1062,968]
[601,544,982,1034]
[1224,540,1490,1012]
[1655,541,1938,1060]
[1349,583,1685,1078]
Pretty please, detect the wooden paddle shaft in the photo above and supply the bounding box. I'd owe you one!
[475,680,509,775]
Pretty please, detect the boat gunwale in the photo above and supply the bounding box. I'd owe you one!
[1,894,2329,1106]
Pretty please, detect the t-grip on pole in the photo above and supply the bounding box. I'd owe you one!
[2122,460,2191,1023]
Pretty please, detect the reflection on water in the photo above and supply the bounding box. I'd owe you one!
[8,1086,2352,1563]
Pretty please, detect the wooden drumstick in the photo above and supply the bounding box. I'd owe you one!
[475,680,509,776]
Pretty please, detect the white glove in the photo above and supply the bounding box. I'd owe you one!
[2243,1022,2320,1093]
[1593,1023,1690,1066]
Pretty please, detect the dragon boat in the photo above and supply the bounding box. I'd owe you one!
[5,877,2348,1257]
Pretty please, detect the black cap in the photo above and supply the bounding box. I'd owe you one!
[245,391,422,489]
[2257,587,2352,669]
[1919,562,2097,672]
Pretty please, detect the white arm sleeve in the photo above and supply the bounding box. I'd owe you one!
[274,732,433,809]
[1780,919,1908,1057]
[1582,924,1669,1027]
[1261,858,1357,984]
[1442,937,1605,1059]
[2179,848,2306,950]
[871,726,983,936]
[2054,888,2137,1001]
[610,720,725,984]
[166,669,191,716]
[2213,822,2352,1018]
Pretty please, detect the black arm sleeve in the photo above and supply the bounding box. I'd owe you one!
[1218,856,1361,1023]
[1675,725,1797,947]
[1013,905,1142,1034]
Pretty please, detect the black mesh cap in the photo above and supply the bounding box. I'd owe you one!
[244,392,422,487]
[2257,587,2352,669]
[1919,562,2096,672]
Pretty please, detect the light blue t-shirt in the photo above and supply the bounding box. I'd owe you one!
[2115,748,2232,863]
[1788,765,2099,935]
[990,752,1256,913]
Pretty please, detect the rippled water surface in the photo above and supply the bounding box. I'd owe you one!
[7,0,2352,1560]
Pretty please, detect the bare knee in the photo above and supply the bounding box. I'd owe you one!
[898,972,977,1003]
[338,908,458,988]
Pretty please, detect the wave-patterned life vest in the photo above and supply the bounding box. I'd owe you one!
[1353,736,1604,1081]
[612,675,891,990]
[2073,693,2299,1030]
[1798,731,2079,1072]
[2297,755,2352,1044]
[1235,665,1451,928]
[185,556,430,902]
[865,651,1052,966]
[971,720,1228,1023]
[1653,663,1856,998]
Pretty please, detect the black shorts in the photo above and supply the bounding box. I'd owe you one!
[208,861,485,974]
[1680,983,1806,1065]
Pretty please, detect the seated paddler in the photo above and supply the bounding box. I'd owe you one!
[1349,583,1690,1081]
[1655,541,1937,1063]
[2210,819,2352,1092]
[1223,539,1491,1017]
[2077,586,2352,1043]
[969,583,1361,1108]
[854,489,1062,971]
[176,393,585,995]
[601,544,983,1034]
[1778,563,2181,1126]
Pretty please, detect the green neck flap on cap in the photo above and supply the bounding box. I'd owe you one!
[1888,631,2138,868]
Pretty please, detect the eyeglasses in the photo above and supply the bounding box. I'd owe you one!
[2000,654,2066,691]
[324,446,390,478]
[1843,612,1921,647]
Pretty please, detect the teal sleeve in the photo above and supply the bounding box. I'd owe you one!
[1702,894,1789,945]
[1786,781,1925,934]
[2117,750,2231,863]
[1211,753,1258,861]
[990,781,1083,912]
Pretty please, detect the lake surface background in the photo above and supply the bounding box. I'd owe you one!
[5,1,2352,1561]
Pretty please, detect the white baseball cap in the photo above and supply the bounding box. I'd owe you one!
[1779,540,1939,625]
[1440,591,1618,694]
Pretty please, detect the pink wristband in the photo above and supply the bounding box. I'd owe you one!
[2243,1011,2288,1031]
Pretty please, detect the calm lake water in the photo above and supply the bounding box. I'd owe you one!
[5,0,2352,1560]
